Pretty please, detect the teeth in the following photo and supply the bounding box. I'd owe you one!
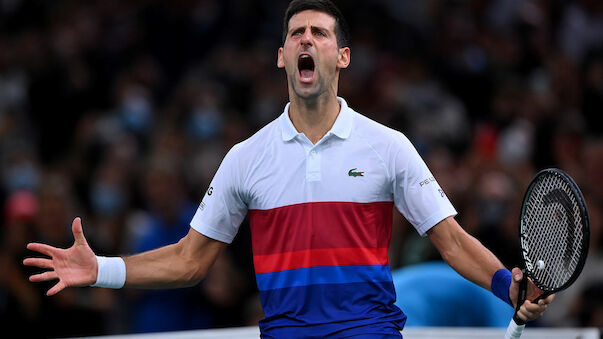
[300,55,310,59]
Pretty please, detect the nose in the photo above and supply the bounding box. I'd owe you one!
[300,28,312,47]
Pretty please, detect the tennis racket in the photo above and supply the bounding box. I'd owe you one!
[504,168,590,339]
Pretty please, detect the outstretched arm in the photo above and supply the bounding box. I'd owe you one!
[24,217,225,295]
[427,216,554,322]
[123,226,225,289]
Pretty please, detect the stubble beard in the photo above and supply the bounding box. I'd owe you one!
[290,72,328,104]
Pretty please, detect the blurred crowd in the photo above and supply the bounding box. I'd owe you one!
[0,0,602,337]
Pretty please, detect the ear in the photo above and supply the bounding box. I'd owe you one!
[277,47,285,68]
[337,47,350,69]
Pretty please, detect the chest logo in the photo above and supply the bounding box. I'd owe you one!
[348,168,364,177]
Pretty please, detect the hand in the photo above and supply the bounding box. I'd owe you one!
[23,217,98,296]
[509,267,555,322]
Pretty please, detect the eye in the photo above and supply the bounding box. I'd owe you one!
[291,28,304,37]
[314,30,326,37]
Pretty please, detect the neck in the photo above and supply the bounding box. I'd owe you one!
[288,93,341,144]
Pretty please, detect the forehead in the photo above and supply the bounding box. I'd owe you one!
[288,9,336,32]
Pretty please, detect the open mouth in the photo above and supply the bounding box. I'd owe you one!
[298,54,315,83]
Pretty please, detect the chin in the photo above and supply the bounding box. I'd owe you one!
[296,89,320,99]
[292,83,324,101]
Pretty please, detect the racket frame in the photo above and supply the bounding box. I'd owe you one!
[513,168,590,325]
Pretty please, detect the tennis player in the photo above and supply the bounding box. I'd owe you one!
[24,0,554,337]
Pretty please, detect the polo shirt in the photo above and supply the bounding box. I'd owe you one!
[190,97,457,338]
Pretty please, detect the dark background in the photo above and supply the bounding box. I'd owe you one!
[1,0,602,337]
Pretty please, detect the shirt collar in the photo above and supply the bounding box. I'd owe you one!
[280,97,354,142]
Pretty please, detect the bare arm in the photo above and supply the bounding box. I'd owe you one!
[124,227,225,289]
[427,216,504,290]
[427,216,554,321]
[24,217,225,295]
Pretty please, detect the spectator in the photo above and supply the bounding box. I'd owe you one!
[0,0,600,334]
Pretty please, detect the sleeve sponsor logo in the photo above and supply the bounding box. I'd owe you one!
[419,176,436,187]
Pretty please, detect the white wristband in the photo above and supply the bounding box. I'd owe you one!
[91,256,126,289]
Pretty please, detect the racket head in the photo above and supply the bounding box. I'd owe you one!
[518,168,590,293]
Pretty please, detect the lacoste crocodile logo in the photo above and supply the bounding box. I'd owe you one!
[348,168,364,177]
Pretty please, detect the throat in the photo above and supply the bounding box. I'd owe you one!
[288,98,341,144]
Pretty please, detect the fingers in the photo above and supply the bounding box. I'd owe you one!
[29,269,66,296]
[510,267,544,301]
[509,267,524,308]
[544,294,556,303]
[23,258,53,269]
[27,268,65,296]
[27,218,86,254]
[47,281,66,296]
[26,243,58,257]
[511,267,523,282]
[72,217,88,246]
[510,266,555,322]
[29,270,58,283]
[516,296,553,322]
[516,300,545,321]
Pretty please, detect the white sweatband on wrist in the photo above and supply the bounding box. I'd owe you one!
[91,256,126,289]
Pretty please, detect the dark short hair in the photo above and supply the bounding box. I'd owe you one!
[282,0,350,48]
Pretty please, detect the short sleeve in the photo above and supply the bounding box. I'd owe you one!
[190,145,248,244]
[392,135,457,236]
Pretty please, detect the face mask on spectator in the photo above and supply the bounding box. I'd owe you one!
[90,183,125,217]
[120,92,152,134]
[187,106,222,140]
[4,162,39,192]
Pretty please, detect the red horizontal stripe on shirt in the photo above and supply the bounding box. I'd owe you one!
[253,247,389,274]
[248,201,393,255]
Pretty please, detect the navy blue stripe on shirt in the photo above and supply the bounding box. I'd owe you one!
[258,281,406,338]
[256,264,393,291]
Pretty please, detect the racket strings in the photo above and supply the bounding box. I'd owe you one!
[521,174,585,290]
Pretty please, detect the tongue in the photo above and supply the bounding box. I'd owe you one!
[300,69,314,81]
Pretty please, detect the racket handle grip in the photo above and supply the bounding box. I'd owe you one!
[504,318,525,339]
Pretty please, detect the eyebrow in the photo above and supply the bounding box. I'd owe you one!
[289,25,330,36]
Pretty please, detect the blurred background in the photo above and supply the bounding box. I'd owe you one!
[0,0,602,337]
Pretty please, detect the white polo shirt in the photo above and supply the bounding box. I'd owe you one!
[190,97,457,337]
